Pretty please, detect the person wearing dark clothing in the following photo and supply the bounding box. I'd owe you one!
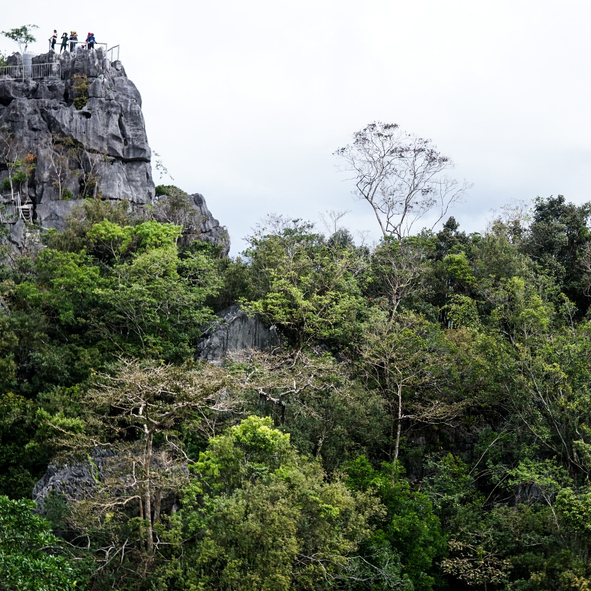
[49,30,57,50]
[69,31,78,52]
[60,32,68,53]
[86,32,95,49]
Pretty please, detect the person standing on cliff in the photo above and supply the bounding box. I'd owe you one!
[49,30,57,51]
[69,31,78,52]
[60,32,68,53]
[86,32,95,50]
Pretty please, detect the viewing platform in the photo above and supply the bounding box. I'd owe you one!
[0,45,121,81]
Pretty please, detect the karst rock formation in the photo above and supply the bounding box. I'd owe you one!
[0,48,228,253]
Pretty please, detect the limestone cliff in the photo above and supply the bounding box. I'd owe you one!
[0,49,229,253]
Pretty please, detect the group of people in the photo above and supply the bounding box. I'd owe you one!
[49,30,96,53]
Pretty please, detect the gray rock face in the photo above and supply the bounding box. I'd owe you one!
[184,193,230,255]
[32,448,116,513]
[33,447,185,516]
[195,304,281,362]
[0,49,153,221]
[0,50,229,254]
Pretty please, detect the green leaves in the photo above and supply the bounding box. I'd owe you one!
[242,219,366,349]
[0,496,77,591]
[172,417,381,590]
[1,24,38,53]
[12,215,221,363]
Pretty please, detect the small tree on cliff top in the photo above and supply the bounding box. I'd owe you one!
[1,24,38,54]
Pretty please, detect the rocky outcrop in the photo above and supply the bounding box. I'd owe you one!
[184,193,230,255]
[33,447,184,515]
[195,304,281,362]
[32,448,117,513]
[152,188,230,256]
[0,49,229,254]
[0,49,153,224]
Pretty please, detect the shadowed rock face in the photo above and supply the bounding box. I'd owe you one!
[195,304,281,362]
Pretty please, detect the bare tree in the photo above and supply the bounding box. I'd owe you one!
[47,358,235,557]
[228,349,339,425]
[335,122,471,239]
[319,209,350,236]
[45,134,80,200]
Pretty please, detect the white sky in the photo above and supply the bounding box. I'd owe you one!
[2,1,591,255]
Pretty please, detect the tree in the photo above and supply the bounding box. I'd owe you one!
[357,311,467,466]
[163,416,382,590]
[522,195,591,315]
[46,134,78,201]
[367,235,432,315]
[242,216,367,350]
[345,456,446,591]
[228,349,388,470]
[1,25,38,54]
[0,495,78,591]
[335,122,470,239]
[0,129,36,213]
[46,134,107,201]
[44,358,233,561]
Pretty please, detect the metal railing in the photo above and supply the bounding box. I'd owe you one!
[0,62,61,80]
[107,45,120,62]
[49,39,113,58]
[0,65,21,79]
[32,62,62,78]
[49,38,108,50]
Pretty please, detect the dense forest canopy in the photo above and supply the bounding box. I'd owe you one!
[3,176,591,587]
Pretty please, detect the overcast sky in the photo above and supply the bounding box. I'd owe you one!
[2,1,591,254]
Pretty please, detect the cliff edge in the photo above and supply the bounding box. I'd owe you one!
[0,49,228,253]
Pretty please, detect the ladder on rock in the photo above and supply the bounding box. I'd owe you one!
[17,202,33,222]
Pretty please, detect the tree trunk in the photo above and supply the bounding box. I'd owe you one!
[393,383,403,473]
[143,432,154,554]
[153,489,162,525]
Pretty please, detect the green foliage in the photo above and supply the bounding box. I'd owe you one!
[556,486,591,543]
[155,184,176,197]
[345,457,446,590]
[4,190,591,588]
[71,74,89,110]
[0,496,78,590]
[0,393,38,498]
[162,417,382,590]
[1,24,38,53]
[522,195,591,314]
[242,217,367,349]
[16,209,222,362]
[1,152,36,200]
[44,198,133,253]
